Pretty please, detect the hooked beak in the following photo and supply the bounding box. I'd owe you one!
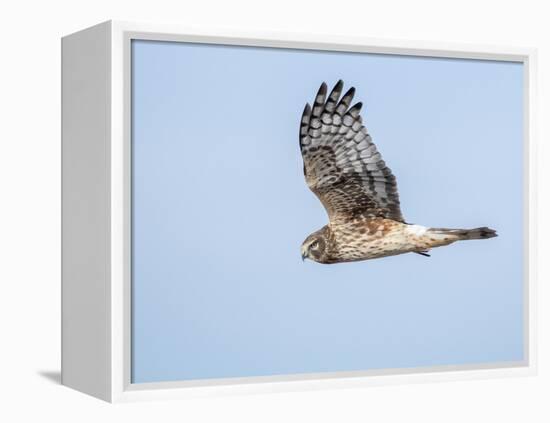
[301,252,307,262]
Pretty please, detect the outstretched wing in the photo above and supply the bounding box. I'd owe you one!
[299,80,404,223]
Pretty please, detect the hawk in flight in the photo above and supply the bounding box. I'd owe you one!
[299,80,497,264]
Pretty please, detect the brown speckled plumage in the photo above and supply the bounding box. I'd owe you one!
[299,81,497,264]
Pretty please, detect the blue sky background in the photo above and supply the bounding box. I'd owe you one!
[131,40,524,383]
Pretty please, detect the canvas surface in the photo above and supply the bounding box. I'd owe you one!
[131,40,524,383]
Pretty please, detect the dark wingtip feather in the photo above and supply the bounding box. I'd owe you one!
[345,101,363,119]
[312,83,328,117]
[300,102,312,129]
[337,86,356,107]
[350,101,363,111]
[324,80,345,113]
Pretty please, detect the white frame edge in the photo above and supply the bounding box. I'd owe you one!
[62,20,538,403]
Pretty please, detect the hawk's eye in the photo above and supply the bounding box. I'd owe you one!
[310,241,319,250]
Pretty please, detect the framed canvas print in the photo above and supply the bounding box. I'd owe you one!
[61,21,537,402]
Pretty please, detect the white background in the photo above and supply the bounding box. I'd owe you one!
[0,1,547,421]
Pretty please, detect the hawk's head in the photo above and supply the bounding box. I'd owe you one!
[301,227,330,263]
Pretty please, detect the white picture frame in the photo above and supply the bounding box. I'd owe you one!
[61,20,538,403]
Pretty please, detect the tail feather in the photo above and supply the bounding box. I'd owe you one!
[428,226,497,240]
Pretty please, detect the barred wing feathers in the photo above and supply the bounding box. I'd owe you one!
[299,80,404,223]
